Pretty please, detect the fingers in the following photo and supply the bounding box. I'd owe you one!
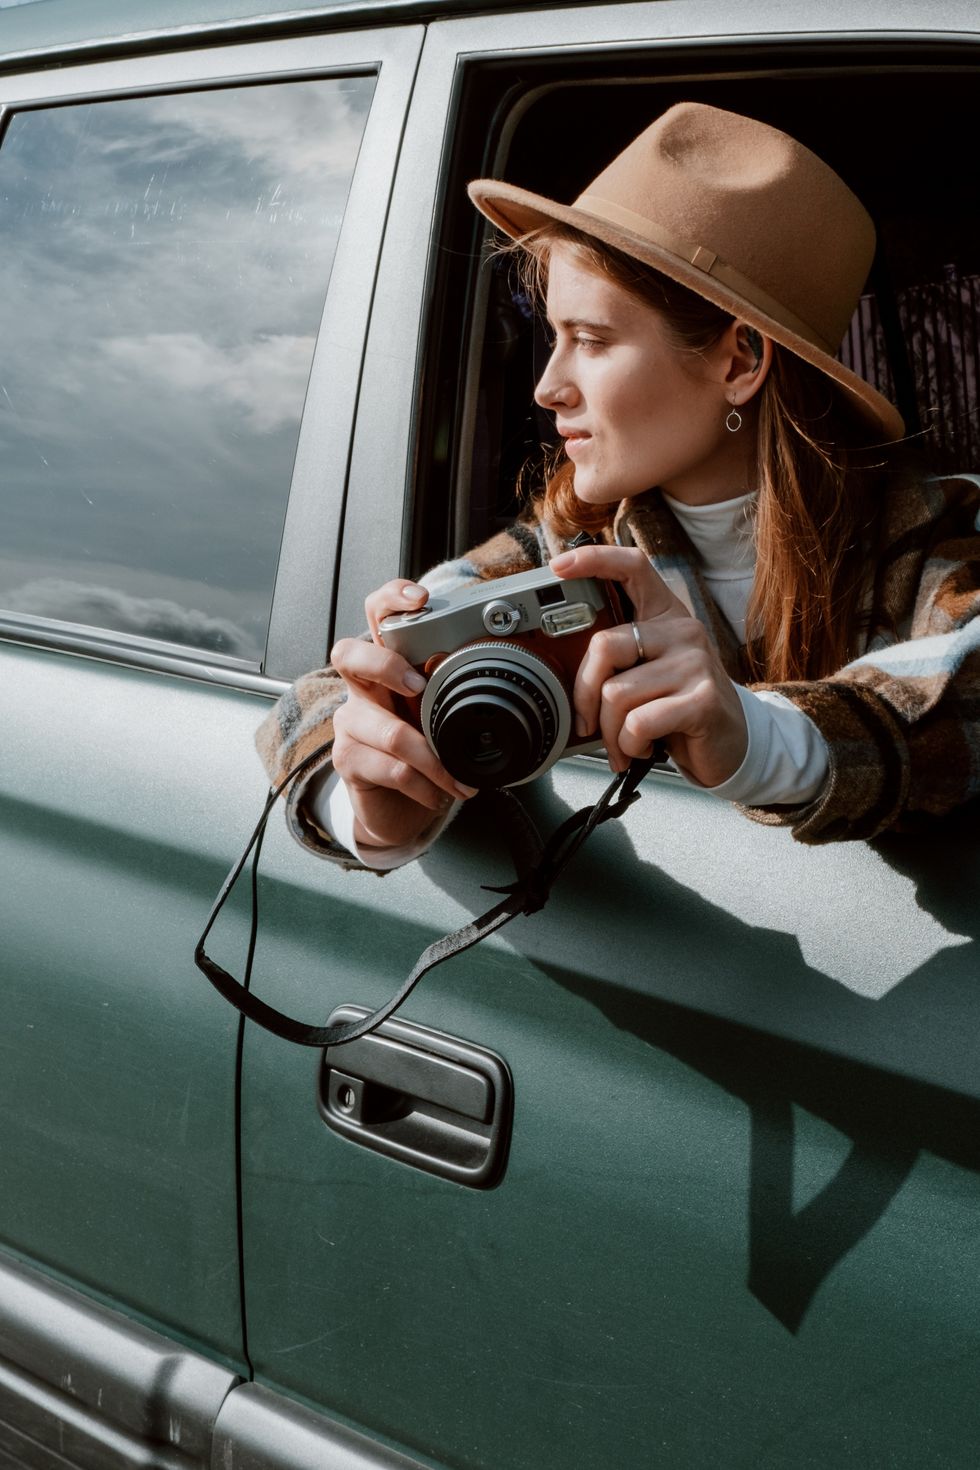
[575,616,730,773]
[364,579,429,642]
[330,576,480,846]
[333,580,429,699]
[549,545,685,621]
[331,634,426,700]
[574,616,707,738]
[551,548,747,782]
[599,673,711,771]
[333,697,475,807]
[615,675,748,789]
[593,653,704,771]
[615,685,713,758]
[339,743,456,814]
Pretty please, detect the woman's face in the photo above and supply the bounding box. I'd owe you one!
[534,245,746,506]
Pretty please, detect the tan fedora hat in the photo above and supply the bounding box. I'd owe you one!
[468,102,904,441]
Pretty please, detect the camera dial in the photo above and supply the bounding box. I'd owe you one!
[421,642,572,789]
[482,599,522,636]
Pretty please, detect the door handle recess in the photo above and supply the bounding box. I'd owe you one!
[318,1005,512,1188]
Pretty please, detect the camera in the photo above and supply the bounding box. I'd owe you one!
[379,566,625,789]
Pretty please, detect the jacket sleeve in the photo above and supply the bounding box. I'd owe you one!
[253,515,549,863]
[743,474,980,843]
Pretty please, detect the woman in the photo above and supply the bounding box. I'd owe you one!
[257,102,980,862]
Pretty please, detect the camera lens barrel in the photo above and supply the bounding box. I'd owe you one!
[421,642,572,789]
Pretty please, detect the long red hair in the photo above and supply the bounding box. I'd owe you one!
[510,226,893,682]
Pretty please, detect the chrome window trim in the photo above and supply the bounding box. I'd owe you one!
[0,24,425,687]
[0,615,289,696]
[0,0,537,71]
[0,30,408,140]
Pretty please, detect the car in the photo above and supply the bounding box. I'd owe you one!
[1,1,979,1466]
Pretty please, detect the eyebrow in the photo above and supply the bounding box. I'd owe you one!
[547,316,614,333]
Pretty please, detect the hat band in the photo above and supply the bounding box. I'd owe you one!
[577,193,835,355]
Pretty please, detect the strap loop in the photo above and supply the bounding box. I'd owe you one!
[194,747,659,1048]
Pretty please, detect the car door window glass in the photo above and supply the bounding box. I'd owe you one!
[0,74,375,662]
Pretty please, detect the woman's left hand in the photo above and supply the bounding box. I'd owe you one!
[550,544,748,789]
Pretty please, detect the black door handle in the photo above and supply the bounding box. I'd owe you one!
[318,1006,513,1188]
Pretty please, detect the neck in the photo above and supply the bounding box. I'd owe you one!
[660,418,758,505]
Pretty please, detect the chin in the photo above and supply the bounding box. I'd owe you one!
[571,473,621,506]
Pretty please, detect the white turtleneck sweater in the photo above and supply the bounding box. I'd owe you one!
[662,490,757,642]
[657,490,828,810]
[315,493,829,867]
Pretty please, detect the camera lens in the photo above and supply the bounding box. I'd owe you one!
[432,685,547,785]
[422,644,570,789]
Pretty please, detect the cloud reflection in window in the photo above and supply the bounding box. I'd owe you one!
[0,74,376,662]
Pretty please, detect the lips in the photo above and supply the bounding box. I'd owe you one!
[558,426,592,455]
[561,433,591,457]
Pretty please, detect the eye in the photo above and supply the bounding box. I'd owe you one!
[574,333,604,352]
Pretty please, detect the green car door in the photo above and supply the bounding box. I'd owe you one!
[236,5,980,1467]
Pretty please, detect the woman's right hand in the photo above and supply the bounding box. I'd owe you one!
[329,579,477,850]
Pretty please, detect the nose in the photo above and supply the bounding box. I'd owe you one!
[534,346,578,412]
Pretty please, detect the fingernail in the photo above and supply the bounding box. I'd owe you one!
[455,782,479,799]
[403,670,426,693]
[575,713,588,737]
[404,583,427,600]
[550,553,572,572]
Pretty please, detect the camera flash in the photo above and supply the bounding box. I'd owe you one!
[541,603,596,637]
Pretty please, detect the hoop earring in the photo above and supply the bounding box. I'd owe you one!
[725,407,743,433]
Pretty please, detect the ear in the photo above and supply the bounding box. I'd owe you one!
[719,319,773,407]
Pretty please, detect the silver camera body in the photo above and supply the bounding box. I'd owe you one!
[379,567,617,789]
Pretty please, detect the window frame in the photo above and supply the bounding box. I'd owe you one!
[337,0,980,642]
[0,22,425,690]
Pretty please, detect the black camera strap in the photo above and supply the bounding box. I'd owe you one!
[194,747,656,1048]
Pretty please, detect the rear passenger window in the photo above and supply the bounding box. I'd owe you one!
[0,75,375,663]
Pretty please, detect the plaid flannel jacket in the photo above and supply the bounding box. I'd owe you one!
[255,473,980,854]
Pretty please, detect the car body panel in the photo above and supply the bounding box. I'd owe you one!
[239,756,980,1468]
[0,643,264,1360]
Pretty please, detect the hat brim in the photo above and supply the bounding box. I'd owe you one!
[468,179,905,444]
